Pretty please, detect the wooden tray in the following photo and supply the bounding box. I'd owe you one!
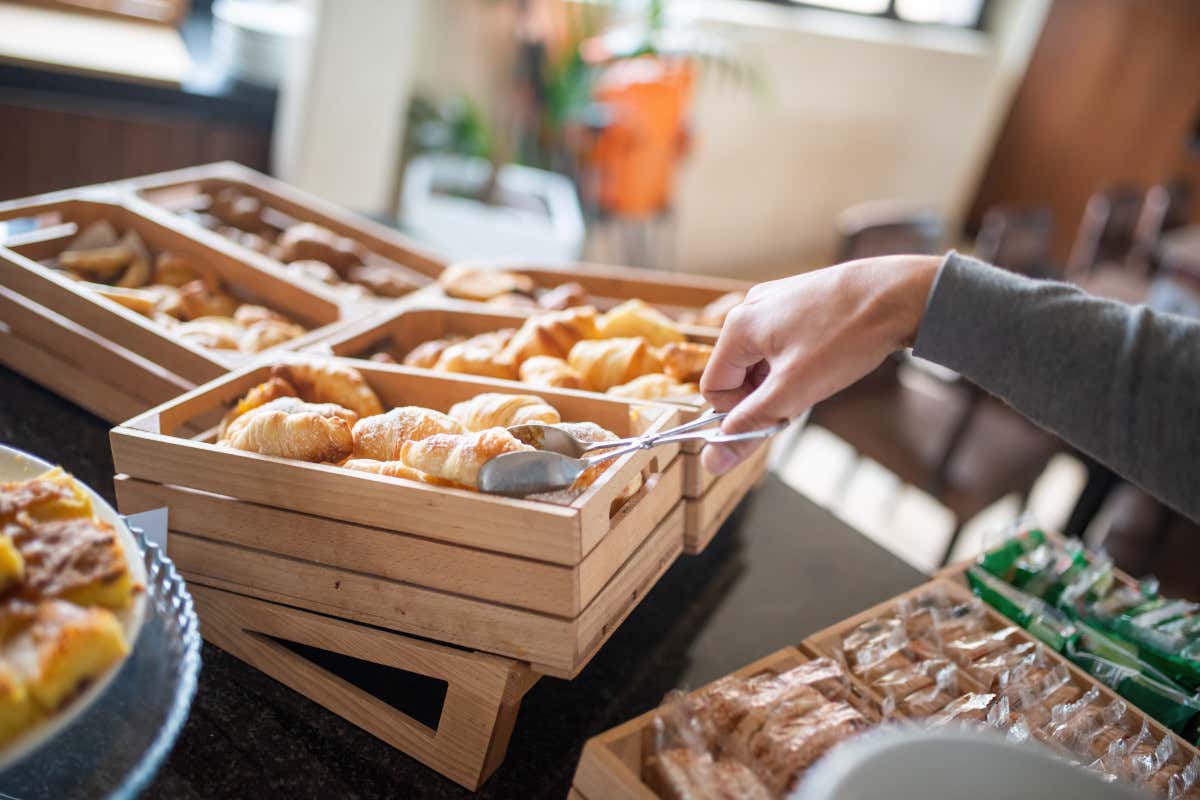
[435,259,750,336]
[306,303,776,554]
[575,578,1199,799]
[0,284,192,424]
[110,357,685,677]
[0,193,355,386]
[571,646,882,800]
[123,161,445,284]
[801,578,1200,761]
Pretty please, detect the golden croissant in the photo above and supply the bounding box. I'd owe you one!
[239,319,307,353]
[500,307,598,364]
[567,338,662,392]
[273,361,384,417]
[218,377,298,438]
[607,373,699,401]
[351,407,465,460]
[403,336,464,369]
[655,341,714,384]
[437,264,534,301]
[433,332,518,380]
[595,299,686,346]
[518,356,587,390]
[175,316,244,350]
[219,399,355,463]
[399,428,533,488]
[341,458,457,487]
[448,393,561,432]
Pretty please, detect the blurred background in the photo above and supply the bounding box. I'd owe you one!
[1,0,1198,588]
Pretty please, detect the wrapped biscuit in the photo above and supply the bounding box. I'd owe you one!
[967,640,1038,689]
[900,664,959,717]
[874,658,949,699]
[943,626,1024,666]
[927,692,996,727]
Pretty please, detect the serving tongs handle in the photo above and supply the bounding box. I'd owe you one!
[579,411,787,467]
[576,411,728,456]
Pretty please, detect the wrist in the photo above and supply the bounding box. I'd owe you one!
[862,254,942,350]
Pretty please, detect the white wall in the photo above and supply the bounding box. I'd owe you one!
[276,0,1049,279]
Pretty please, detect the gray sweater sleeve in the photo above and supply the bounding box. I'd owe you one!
[913,251,1200,522]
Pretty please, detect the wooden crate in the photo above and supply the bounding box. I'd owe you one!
[110,357,685,677]
[0,193,358,389]
[801,578,1200,762]
[123,161,446,283]
[571,646,882,800]
[434,259,750,336]
[308,303,778,554]
[0,284,192,423]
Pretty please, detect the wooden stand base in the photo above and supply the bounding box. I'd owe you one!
[190,584,541,791]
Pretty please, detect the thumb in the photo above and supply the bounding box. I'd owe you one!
[701,369,789,476]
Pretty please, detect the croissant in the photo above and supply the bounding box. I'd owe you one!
[233,304,289,326]
[175,316,243,350]
[694,291,745,328]
[526,422,643,504]
[486,293,540,311]
[239,319,307,353]
[448,393,561,431]
[351,407,464,460]
[219,400,354,463]
[567,338,662,391]
[500,307,598,365]
[277,222,363,273]
[223,396,358,439]
[272,361,384,417]
[153,251,203,287]
[398,428,533,488]
[218,377,298,438]
[655,341,714,384]
[341,458,457,487]
[607,373,700,401]
[177,279,238,320]
[518,356,587,390]
[437,264,534,302]
[595,299,686,346]
[346,264,418,298]
[537,282,589,311]
[433,332,518,380]
[403,336,464,369]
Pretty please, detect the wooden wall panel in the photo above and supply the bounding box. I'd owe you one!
[969,0,1200,261]
[0,95,270,200]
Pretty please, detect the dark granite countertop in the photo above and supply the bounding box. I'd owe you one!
[0,366,926,798]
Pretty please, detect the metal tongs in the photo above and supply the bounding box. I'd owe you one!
[478,412,788,497]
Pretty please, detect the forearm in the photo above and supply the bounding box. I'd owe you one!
[913,252,1200,521]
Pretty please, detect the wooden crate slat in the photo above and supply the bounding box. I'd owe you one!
[683,445,770,555]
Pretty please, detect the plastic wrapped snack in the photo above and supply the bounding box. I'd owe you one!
[968,641,1038,689]
[901,664,959,717]
[736,700,869,796]
[978,525,1046,581]
[850,628,914,682]
[943,626,1024,666]
[841,616,903,655]
[1069,649,1200,735]
[874,658,950,699]
[966,567,1079,652]
[927,693,997,727]
[1041,686,1104,753]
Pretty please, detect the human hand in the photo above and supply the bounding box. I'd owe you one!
[699,255,942,475]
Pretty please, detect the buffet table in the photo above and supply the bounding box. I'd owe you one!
[0,365,926,798]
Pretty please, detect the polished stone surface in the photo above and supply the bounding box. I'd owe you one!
[0,366,925,798]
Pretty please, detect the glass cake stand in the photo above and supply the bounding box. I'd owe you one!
[0,448,202,800]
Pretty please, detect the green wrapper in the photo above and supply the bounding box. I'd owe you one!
[1068,648,1200,734]
[979,528,1046,581]
[966,567,1078,652]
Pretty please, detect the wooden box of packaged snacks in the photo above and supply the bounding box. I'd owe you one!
[122,161,444,301]
[432,259,752,336]
[110,356,686,788]
[0,192,356,396]
[307,302,780,554]
[573,579,1200,799]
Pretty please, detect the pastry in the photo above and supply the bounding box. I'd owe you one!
[209,188,267,232]
[58,244,134,280]
[273,361,385,417]
[346,264,417,297]
[153,251,203,287]
[607,374,700,401]
[437,264,534,302]
[500,307,598,364]
[567,338,662,391]
[239,319,308,353]
[398,428,533,488]
[340,459,458,487]
[7,515,138,610]
[277,222,361,273]
[518,356,587,390]
[218,377,298,438]
[433,332,518,380]
[536,281,589,310]
[284,259,341,286]
[219,398,355,462]
[656,341,713,384]
[486,293,540,311]
[693,291,745,328]
[596,299,686,346]
[177,279,238,320]
[351,407,464,460]
[175,316,244,350]
[233,304,289,326]
[403,336,464,369]
[82,283,160,316]
[448,393,561,431]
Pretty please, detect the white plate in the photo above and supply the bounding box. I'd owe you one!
[0,445,147,770]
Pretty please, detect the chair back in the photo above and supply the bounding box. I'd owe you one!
[974,207,1055,278]
[837,201,944,262]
